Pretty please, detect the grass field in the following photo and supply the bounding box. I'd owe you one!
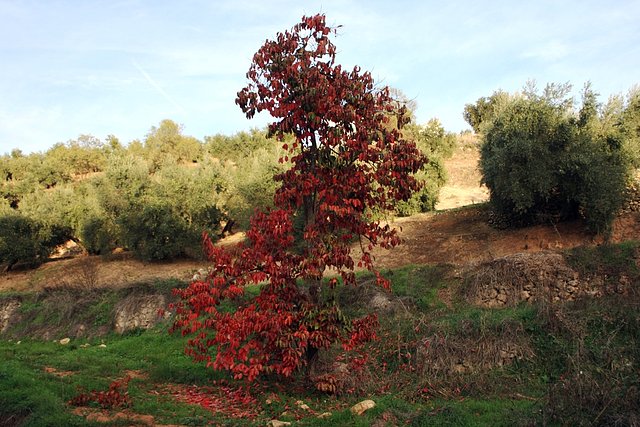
[1,241,639,425]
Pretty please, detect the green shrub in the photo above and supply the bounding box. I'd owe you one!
[0,214,68,270]
[117,203,198,261]
[463,90,513,134]
[395,159,446,215]
[152,162,225,234]
[395,119,454,216]
[220,145,286,229]
[480,84,631,233]
[80,215,117,255]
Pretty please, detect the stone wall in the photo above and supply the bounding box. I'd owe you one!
[463,251,626,308]
[113,294,171,334]
[0,298,20,333]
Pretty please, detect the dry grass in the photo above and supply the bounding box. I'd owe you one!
[416,319,534,378]
[54,256,100,290]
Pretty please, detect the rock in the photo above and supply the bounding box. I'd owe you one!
[59,338,71,345]
[468,252,585,307]
[369,292,392,311]
[98,344,107,348]
[267,420,291,427]
[317,412,332,419]
[113,294,166,334]
[0,299,20,333]
[295,400,311,410]
[72,324,87,338]
[350,399,376,416]
[80,343,91,348]
[496,292,508,304]
[192,268,209,282]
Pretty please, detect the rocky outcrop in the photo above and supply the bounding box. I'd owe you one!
[416,321,534,377]
[350,400,376,416]
[113,294,170,334]
[0,298,20,333]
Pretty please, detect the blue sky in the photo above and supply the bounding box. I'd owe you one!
[1,0,639,154]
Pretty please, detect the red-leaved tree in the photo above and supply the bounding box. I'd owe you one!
[172,14,426,382]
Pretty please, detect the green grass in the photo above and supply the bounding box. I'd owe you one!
[566,240,640,278]
[413,398,538,426]
[383,264,452,311]
[0,359,90,426]
[1,243,639,425]
[0,330,221,426]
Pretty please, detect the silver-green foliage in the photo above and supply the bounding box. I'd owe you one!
[0,214,69,269]
[219,144,287,229]
[480,83,632,233]
[395,119,454,216]
[620,87,640,168]
[92,154,226,260]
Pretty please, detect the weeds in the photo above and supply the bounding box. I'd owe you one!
[541,293,640,426]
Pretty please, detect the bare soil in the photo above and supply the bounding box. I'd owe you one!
[365,208,640,270]
[0,255,209,293]
[435,142,489,210]
[2,143,639,292]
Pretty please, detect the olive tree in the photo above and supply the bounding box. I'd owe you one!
[480,83,631,233]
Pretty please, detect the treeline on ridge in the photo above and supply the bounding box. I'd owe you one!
[0,118,455,270]
[5,80,637,272]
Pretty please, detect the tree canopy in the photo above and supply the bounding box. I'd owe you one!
[172,14,426,383]
[480,82,633,232]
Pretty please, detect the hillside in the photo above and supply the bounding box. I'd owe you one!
[2,139,639,293]
[2,141,640,426]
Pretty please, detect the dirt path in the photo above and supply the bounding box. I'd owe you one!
[0,255,209,293]
[435,142,489,210]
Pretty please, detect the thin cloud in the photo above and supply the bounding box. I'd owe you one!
[131,59,184,113]
[1,0,638,153]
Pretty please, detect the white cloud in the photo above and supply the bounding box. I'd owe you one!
[131,59,185,113]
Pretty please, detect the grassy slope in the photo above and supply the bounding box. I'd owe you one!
[1,241,638,426]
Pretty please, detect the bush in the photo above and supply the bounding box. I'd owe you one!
[152,162,225,234]
[80,216,117,255]
[620,87,640,168]
[117,203,198,261]
[480,85,631,233]
[0,214,68,270]
[395,119,454,216]
[220,146,285,228]
[395,159,446,215]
